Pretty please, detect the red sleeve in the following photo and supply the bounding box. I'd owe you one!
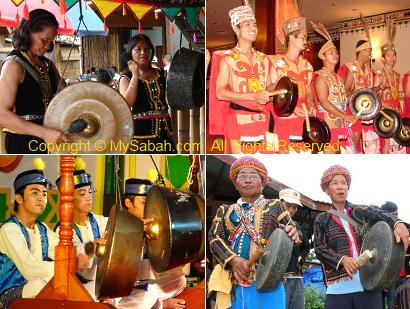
[208,52,230,136]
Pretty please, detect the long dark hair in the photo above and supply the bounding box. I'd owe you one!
[12,9,59,52]
[120,34,155,73]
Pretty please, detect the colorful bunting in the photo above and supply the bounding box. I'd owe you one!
[161,7,181,22]
[127,3,153,20]
[185,6,201,30]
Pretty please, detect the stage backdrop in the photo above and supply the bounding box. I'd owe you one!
[340,23,410,79]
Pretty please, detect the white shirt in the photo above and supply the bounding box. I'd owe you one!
[0,221,60,297]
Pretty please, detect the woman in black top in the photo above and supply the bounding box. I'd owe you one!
[119,34,176,153]
[0,9,68,154]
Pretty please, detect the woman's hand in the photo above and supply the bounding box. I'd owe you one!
[41,127,69,144]
[128,60,140,77]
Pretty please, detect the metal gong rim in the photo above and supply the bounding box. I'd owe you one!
[302,117,331,145]
[256,228,293,291]
[394,118,410,147]
[95,205,144,299]
[359,221,405,291]
[44,82,134,153]
[349,88,381,120]
[166,48,205,110]
[373,108,401,139]
[272,76,298,117]
[145,186,204,273]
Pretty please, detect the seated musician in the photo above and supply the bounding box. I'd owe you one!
[313,165,409,309]
[54,157,108,300]
[0,159,89,308]
[119,178,187,309]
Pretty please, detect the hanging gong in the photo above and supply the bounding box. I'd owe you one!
[349,88,381,120]
[359,221,405,291]
[95,205,144,300]
[44,82,134,153]
[373,108,401,139]
[271,76,298,117]
[394,118,410,147]
[166,48,205,110]
[256,228,293,291]
[144,186,205,273]
[302,117,331,145]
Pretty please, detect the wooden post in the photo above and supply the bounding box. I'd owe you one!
[36,155,93,301]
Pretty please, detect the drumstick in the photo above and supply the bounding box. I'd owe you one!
[269,89,288,97]
[379,110,394,122]
[302,103,310,132]
[348,101,370,127]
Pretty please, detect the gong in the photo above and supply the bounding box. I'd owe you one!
[95,205,144,299]
[359,221,405,291]
[349,88,381,121]
[394,118,410,147]
[166,48,205,110]
[255,228,293,291]
[145,186,204,273]
[302,117,331,145]
[271,76,298,117]
[373,108,401,139]
[44,82,134,153]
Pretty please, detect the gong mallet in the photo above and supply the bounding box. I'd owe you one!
[378,109,395,122]
[269,89,289,97]
[302,103,311,132]
[348,100,370,127]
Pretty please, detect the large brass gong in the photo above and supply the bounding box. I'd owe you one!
[144,186,205,273]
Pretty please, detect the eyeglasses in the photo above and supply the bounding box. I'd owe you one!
[237,174,261,181]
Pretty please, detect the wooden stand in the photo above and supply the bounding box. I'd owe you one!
[9,155,113,308]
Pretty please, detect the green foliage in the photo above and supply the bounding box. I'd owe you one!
[305,286,325,309]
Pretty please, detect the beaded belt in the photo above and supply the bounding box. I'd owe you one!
[133,111,170,120]
[2,115,43,134]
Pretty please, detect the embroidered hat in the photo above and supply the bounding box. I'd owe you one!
[124,178,152,196]
[228,0,256,27]
[311,21,336,59]
[229,156,268,184]
[320,165,351,191]
[14,158,52,192]
[381,21,396,56]
[279,188,303,206]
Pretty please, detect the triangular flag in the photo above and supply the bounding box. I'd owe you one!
[185,7,201,30]
[53,0,77,11]
[127,4,153,20]
[23,1,29,19]
[11,0,24,6]
[92,0,121,19]
[161,7,182,22]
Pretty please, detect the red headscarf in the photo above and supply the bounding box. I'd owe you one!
[320,165,351,191]
[229,156,268,184]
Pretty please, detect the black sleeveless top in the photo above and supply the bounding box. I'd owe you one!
[4,49,58,124]
[2,50,58,153]
[122,68,173,138]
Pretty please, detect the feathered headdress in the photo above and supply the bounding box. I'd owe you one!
[356,13,372,52]
[311,21,336,59]
[381,21,396,56]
